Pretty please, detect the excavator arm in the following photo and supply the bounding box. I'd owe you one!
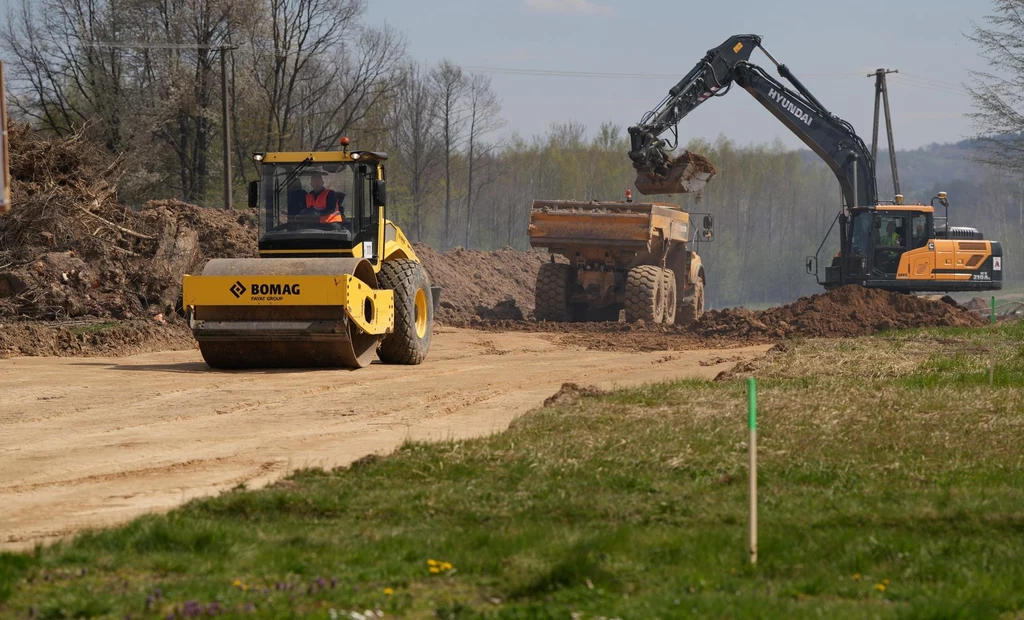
[628,35,877,210]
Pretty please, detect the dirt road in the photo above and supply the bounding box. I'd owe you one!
[0,327,769,549]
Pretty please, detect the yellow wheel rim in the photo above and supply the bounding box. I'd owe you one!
[414,288,428,338]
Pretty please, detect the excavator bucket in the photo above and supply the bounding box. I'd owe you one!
[634,151,717,196]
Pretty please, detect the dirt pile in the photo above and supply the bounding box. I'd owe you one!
[414,244,548,324]
[0,320,193,359]
[0,127,256,322]
[463,286,987,348]
[693,286,985,339]
[543,382,604,407]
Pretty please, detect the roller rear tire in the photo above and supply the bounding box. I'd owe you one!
[378,259,433,364]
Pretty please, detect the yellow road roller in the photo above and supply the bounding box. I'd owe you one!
[182,145,436,369]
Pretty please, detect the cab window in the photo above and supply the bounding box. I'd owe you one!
[911,214,929,249]
[850,211,872,256]
[876,215,906,248]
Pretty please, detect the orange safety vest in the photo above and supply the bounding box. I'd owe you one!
[306,190,343,224]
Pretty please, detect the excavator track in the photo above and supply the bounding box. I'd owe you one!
[190,257,382,369]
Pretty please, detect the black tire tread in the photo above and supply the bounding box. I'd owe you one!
[678,276,705,325]
[535,262,573,322]
[662,268,677,324]
[625,265,664,323]
[377,259,432,365]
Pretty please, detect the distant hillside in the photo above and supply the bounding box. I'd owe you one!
[800,136,1022,206]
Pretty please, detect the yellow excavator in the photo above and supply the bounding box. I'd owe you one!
[628,34,1003,293]
[182,143,437,369]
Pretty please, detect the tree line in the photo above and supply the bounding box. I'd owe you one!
[3,0,1022,307]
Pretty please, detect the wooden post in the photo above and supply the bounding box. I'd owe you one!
[990,296,996,386]
[748,377,758,565]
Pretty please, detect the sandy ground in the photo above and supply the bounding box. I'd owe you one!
[0,327,769,550]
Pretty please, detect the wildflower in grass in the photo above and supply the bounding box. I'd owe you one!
[427,559,439,567]
[874,583,886,592]
[233,579,242,588]
[883,579,890,586]
[429,567,440,574]
[440,562,453,571]
[852,573,861,581]
[384,587,394,596]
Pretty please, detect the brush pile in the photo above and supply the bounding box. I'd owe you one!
[0,126,256,321]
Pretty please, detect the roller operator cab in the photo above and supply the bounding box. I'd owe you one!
[820,198,1002,293]
[250,151,389,260]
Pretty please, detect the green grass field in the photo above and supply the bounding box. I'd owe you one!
[3,324,1024,619]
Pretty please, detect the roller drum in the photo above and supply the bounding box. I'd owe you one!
[193,257,380,369]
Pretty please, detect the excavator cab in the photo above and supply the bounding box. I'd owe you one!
[815,199,1003,292]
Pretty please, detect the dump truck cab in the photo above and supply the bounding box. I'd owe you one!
[249,150,390,263]
[818,199,1003,292]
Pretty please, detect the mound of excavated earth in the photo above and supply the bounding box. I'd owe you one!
[692,285,985,339]
[414,244,549,324]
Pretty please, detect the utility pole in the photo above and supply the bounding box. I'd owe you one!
[88,42,237,210]
[220,48,232,210]
[868,68,900,197]
[0,61,10,215]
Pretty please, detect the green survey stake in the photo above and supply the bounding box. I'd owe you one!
[748,377,757,430]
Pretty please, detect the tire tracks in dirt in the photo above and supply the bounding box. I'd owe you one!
[0,328,769,549]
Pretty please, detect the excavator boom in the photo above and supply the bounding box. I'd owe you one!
[628,34,876,210]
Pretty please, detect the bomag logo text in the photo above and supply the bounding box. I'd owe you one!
[245,282,302,301]
[250,283,301,295]
[768,88,813,127]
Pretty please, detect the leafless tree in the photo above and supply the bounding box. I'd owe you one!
[388,63,440,241]
[141,0,238,201]
[430,59,468,249]
[1,0,133,150]
[967,0,1024,172]
[244,0,362,151]
[463,73,504,247]
[301,25,406,149]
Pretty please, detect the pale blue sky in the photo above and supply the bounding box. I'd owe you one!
[0,0,992,149]
[365,0,990,149]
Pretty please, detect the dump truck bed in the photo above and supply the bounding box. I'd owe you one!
[528,200,692,251]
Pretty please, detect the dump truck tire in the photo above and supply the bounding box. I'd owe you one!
[535,262,573,322]
[377,259,433,365]
[663,269,677,324]
[625,265,665,324]
[677,277,705,325]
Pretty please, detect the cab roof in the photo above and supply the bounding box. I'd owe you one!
[261,151,388,164]
[853,204,935,213]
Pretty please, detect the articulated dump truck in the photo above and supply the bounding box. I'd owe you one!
[528,199,713,325]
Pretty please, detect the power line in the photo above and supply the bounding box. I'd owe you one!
[463,65,863,80]
[900,71,965,89]
[890,75,968,97]
[86,41,237,50]
[895,75,964,93]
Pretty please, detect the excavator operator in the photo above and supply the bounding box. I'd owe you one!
[881,221,902,247]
